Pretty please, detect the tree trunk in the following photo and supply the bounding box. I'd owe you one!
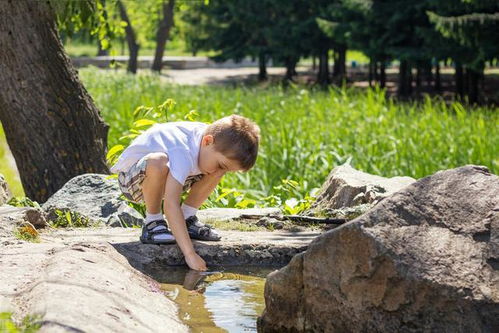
[312,56,316,71]
[335,44,347,83]
[0,0,109,202]
[455,62,464,98]
[284,57,298,81]
[379,60,386,88]
[373,60,379,83]
[258,52,267,81]
[398,59,411,97]
[117,0,139,74]
[368,59,373,87]
[465,66,482,104]
[434,61,441,92]
[317,49,330,85]
[415,65,422,90]
[151,0,175,72]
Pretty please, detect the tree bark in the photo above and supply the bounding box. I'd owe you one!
[398,59,412,97]
[368,59,373,87]
[284,57,298,81]
[151,0,175,72]
[258,52,267,81]
[0,0,109,202]
[117,0,139,74]
[455,62,464,98]
[373,60,379,83]
[317,49,330,85]
[465,67,482,104]
[434,61,441,92]
[379,60,386,88]
[334,44,347,83]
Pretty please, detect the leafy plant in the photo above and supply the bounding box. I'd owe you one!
[13,223,40,243]
[106,99,177,166]
[48,209,93,228]
[7,197,40,208]
[0,312,41,333]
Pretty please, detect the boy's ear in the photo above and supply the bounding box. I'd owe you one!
[202,135,214,146]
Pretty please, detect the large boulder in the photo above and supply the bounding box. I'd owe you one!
[258,165,499,332]
[0,174,12,205]
[308,164,415,216]
[42,173,144,227]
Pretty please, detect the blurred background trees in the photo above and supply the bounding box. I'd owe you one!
[56,0,498,103]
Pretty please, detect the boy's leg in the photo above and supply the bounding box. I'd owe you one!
[183,171,225,209]
[141,153,169,214]
[182,171,225,241]
[139,152,175,244]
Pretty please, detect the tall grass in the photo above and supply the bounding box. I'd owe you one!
[80,68,498,206]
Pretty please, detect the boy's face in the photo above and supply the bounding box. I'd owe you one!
[198,135,242,176]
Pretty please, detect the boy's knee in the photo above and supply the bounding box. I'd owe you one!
[145,153,169,174]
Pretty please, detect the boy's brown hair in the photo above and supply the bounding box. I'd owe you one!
[205,115,260,171]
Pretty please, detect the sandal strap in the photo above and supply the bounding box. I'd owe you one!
[185,215,199,227]
[146,219,168,231]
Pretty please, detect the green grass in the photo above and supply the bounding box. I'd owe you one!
[63,40,215,58]
[0,125,24,197]
[0,68,496,206]
[0,312,41,332]
[79,68,498,205]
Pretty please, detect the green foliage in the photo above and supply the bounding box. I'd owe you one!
[81,69,499,211]
[49,209,93,228]
[7,197,40,208]
[0,125,23,197]
[119,194,146,217]
[51,0,125,52]
[0,312,41,333]
[106,98,177,165]
[13,224,40,243]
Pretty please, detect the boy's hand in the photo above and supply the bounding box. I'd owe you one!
[185,252,207,271]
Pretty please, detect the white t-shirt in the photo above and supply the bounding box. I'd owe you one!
[110,121,208,185]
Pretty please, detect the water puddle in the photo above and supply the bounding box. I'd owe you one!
[144,265,280,333]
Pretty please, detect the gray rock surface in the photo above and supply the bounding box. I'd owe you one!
[42,173,145,227]
[0,174,12,205]
[258,165,499,332]
[1,241,189,333]
[309,163,415,214]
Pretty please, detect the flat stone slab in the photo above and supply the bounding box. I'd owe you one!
[39,227,320,269]
[0,240,189,333]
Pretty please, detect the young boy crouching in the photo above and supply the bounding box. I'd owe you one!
[110,115,260,271]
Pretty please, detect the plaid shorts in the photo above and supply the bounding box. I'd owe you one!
[117,154,204,203]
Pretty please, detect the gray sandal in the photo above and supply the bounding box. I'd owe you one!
[186,216,221,241]
[140,219,176,244]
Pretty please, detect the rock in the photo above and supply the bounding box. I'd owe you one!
[258,165,499,332]
[309,163,415,214]
[257,217,284,230]
[0,174,12,205]
[0,205,47,229]
[42,173,144,227]
[1,241,189,332]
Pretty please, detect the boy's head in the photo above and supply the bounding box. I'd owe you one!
[198,115,260,176]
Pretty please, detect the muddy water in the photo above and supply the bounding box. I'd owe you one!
[145,266,280,332]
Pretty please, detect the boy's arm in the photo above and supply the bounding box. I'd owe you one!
[163,172,207,271]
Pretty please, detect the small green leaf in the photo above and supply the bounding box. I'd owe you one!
[133,119,156,128]
[106,145,124,161]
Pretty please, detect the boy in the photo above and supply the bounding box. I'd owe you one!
[110,115,260,271]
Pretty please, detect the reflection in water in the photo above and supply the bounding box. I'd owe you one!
[146,266,279,333]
